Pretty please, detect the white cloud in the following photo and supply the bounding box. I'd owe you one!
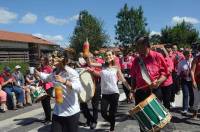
[69,14,79,21]
[150,31,161,36]
[44,16,67,25]
[19,13,37,24]
[44,14,79,26]
[172,16,200,24]
[33,33,64,43]
[0,7,17,24]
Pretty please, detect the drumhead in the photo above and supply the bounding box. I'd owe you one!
[79,70,95,102]
[130,94,156,114]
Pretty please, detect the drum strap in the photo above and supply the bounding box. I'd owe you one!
[138,57,152,85]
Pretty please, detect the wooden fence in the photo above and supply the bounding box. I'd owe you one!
[0,51,29,63]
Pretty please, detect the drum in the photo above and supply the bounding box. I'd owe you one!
[76,68,95,102]
[31,86,48,102]
[129,94,171,132]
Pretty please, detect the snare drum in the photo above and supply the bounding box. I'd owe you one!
[31,87,48,102]
[129,94,171,132]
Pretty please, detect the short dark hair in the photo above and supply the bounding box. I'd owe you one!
[135,36,150,47]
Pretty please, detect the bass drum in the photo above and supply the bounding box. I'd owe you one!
[76,68,95,103]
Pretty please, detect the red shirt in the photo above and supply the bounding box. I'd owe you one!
[130,50,169,90]
[39,65,53,90]
[40,65,53,74]
[0,76,4,85]
[161,57,173,87]
[193,56,200,83]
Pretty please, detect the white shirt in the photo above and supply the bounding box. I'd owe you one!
[39,65,83,117]
[177,58,193,81]
[100,67,119,94]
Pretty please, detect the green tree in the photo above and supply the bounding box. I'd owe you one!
[161,21,199,48]
[150,34,161,44]
[70,10,109,56]
[115,4,148,47]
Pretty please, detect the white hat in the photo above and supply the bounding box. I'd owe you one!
[15,65,21,69]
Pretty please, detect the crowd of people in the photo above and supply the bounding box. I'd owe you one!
[0,36,200,132]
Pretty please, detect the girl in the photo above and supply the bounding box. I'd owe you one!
[88,50,132,132]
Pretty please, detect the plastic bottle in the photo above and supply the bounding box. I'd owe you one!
[83,39,90,58]
[54,83,63,104]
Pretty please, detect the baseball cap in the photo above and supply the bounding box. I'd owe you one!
[15,65,21,69]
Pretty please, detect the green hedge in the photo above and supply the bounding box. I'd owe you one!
[0,62,29,75]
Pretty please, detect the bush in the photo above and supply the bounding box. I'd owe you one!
[0,62,29,75]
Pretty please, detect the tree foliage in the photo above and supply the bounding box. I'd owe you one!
[70,10,109,55]
[150,34,161,44]
[161,21,199,48]
[115,4,148,47]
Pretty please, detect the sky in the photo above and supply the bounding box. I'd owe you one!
[0,0,200,47]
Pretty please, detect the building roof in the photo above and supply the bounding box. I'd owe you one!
[0,30,56,45]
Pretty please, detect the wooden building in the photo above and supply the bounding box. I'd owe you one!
[0,30,58,66]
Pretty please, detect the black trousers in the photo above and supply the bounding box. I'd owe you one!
[101,93,119,131]
[135,88,162,105]
[41,88,53,121]
[161,84,173,110]
[170,72,180,102]
[135,88,162,132]
[80,82,101,124]
[51,113,80,132]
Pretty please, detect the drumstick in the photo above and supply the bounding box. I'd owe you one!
[135,84,149,91]
[134,79,158,92]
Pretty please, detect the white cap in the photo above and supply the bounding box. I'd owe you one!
[15,65,21,69]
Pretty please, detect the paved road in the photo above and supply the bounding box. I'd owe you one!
[0,88,200,132]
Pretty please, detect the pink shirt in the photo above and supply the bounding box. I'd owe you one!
[161,57,173,86]
[114,56,121,69]
[121,55,134,70]
[130,50,169,90]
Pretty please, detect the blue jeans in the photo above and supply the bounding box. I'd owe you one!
[181,79,194,111]
[4,86,24,108]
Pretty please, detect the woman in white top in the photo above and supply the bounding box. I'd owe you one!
[89,50,132,132]
[177,50,194,114]
[35,54,83,132]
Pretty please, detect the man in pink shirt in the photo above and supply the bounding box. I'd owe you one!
[170,45,185,106]
[130,36,169,132]
[130,36,169,105]
[156,48,174,110]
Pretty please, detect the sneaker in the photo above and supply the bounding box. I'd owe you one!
[17,104,24,109]
[181,110,188,113]
[44,120,51,125]
[181,110,189,116]
[170,102,176,108]
[90,122,97,129]
[0,109,6,113]
[83,120,90,127]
